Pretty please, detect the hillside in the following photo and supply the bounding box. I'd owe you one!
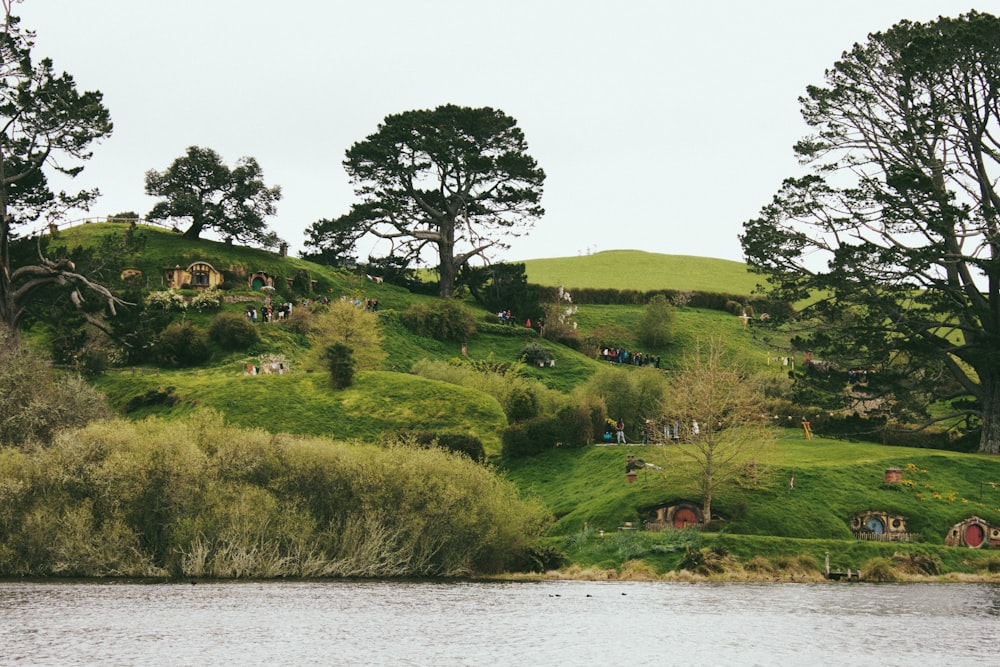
[32,223,1000,579]
[519,249,760,294]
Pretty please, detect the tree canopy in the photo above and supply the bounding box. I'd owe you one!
[740,11,1000,453]
[145,145,282,248]
[307,104,545,298]
[0,3,120,338]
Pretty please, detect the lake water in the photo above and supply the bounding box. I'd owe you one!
[1,579,997,666]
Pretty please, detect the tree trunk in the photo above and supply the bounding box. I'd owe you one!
[181,222,204,240]
[437,224,457,298]
[438,259,457,298]
[979,375,1000,454]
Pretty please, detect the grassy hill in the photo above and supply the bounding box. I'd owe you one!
[520,250,761,294]
[38,224,1000,579]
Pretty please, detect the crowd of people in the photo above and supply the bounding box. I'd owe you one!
[598,345,661,368]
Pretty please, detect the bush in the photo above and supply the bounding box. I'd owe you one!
[189,288,224,311]
[154,321,211,367]
[401,300,477,342]
[0,329,112,447]
[501,415,564,457]
[285,306,315,336]
[146,289,188,311]
[387,430,486,462]
[519,342,553,366]
[0,413,550,577]
[323,343,355,388]
[209,313,260,350]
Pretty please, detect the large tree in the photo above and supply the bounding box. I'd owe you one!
[0,1,120,339]
[740,11,1000,454]
[145,145,282,248]
[312,104,545,298]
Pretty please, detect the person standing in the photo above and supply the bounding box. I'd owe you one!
[616,418,626,444]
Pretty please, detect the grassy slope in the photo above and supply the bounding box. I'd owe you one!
[520,249,761,294]
[51,225,1000,574]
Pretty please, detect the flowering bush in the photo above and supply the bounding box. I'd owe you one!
[146,289,188,311]
[189,287,223,311]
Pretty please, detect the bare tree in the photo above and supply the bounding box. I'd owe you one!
[656,340,774,523]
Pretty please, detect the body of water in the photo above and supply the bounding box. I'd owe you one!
[1,579,997,666]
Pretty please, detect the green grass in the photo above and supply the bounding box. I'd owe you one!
[96,369,509,455]
[521,250,761,294]
[503,431,1000,537]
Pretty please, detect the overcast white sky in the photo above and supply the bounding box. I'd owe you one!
[19,0,984,264]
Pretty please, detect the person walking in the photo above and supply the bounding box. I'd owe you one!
[616,418,626,444]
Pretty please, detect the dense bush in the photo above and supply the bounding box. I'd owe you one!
[323,342,355,388]
[146,289,188,311]
[154,321,211,367]
[401,300,477,342]
[0,330,111,447]
[387,430,486,462]
[189,288,224,311]
[306,300,385,372]
[0,411,550,577]
[208,312,260,350]
[519,342,553,366]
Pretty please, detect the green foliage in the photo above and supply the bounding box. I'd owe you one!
[637,294,674,349]
[0,7,115,333]
[401,300,477,342]
[291,269,313,295]
[189,288,224,311]
[0,412,550,577]
[410,358,564,425]
[323,343,355,389]
[460,262,545,322]
[208,313,260,350]
[306,300,386,372]
[579,365,668,441]
[154,321,211,367]
[0,330,111,447]
[519,341,553,366]
[386,430,486,462]
[739,12,1000,454]
[860,556,898,583]
[145,146,282,248]
[339,104,545,298]
[146,289,189,311]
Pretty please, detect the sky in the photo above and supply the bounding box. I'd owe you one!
[18,0,986,265]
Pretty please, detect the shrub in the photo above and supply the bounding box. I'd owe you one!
[637,294,673,349]
[307,300,385,371]
[0,329,112,447]
[323,342,355,388]
[292,269,313,295]
[209,313,260,350]
[146,289,188,311]
[519,341,553,366]
[154,321,211,367]
[401,300,477,342]
[285,306,315,336]
[189,287,224,311]
[387,430,486,462]
[501,423,533,458]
